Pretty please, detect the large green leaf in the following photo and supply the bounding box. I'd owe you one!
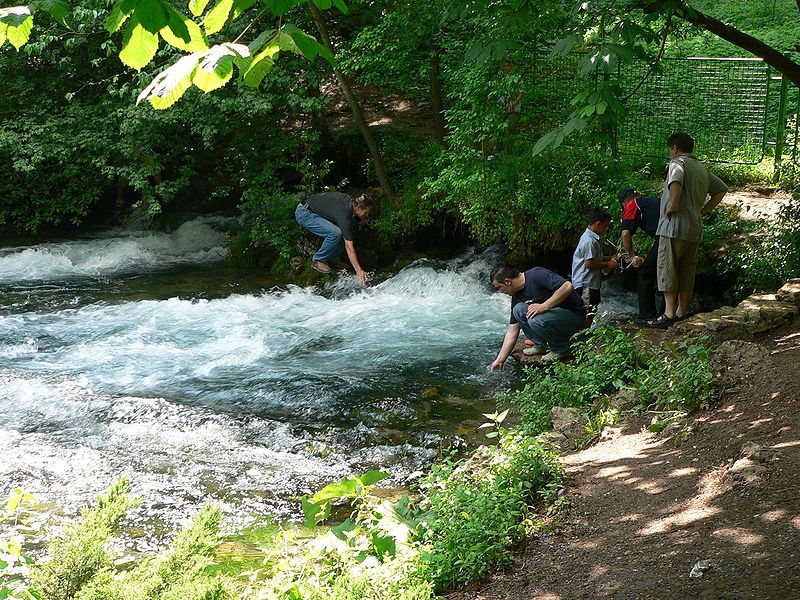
[202,0,233,35]
[161,8,208,51]
[4,13,33,50]
[312,477,359,503]
[192,44,237,91]
[135,0,169,34]
[289,27,332,61]
[0,23,7,48]
[331,0,347,13]
[242,43,277,87]
[301,495,330,528]
[311,0,331,8]
[119,16,159,71]
[137,52,200,107]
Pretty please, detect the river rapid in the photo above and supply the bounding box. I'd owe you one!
[0,217,635,548]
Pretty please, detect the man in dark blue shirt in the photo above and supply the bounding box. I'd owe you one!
[489,265,586,368]
[619,187,663,323]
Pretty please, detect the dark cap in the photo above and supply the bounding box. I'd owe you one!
[618,188,637,204]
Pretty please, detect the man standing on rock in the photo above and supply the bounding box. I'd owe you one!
[295,189,379,285]
[646,133,728,328]
[489,265,586,368]
[618,187,663,325]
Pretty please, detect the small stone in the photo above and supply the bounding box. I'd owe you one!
[689,560,712,579]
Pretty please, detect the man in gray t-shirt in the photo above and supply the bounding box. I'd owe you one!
[646,133,727,328]
[295,190,378,285]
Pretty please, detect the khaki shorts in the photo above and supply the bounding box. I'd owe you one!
[657,237,699,293]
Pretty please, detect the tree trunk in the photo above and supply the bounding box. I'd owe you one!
[307,1,398,209]
[430,46,446,142]
[638,0,800,88]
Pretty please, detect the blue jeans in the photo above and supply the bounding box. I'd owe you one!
[511,302,584,355]
[295,204,344,262]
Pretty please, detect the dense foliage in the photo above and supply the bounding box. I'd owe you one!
[499,326,717,441]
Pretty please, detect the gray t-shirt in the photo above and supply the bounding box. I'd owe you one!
[304,192,356,241]
[656,154,728,243]
[571,228,602,290]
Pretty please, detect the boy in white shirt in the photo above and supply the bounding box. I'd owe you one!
[571,208,618,327]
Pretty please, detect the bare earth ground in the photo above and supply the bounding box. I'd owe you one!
[447,315,800,600]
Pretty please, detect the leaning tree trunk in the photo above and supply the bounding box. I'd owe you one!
[430,45,446,142]
[307,1,398,209]
[638,0,800,88]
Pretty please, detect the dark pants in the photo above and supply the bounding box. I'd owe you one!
[637,237,664,320]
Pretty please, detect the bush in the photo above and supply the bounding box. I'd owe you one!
[501,326,717,439]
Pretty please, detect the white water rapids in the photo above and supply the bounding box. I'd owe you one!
[0,218,635,545]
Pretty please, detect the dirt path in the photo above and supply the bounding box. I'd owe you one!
[447,318,800,600]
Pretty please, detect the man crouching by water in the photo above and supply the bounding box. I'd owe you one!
[489,264,586,370]
[295,188,380,285]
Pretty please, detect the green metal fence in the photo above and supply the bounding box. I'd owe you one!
[526,51,800,167]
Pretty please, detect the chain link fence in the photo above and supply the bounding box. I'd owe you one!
[523,50,799,166]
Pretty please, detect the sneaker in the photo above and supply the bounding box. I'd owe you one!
[541,351,570,362]
[312,260,332,274]
[522,346,546,356]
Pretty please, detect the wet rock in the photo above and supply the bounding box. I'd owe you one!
[606,388,638,411]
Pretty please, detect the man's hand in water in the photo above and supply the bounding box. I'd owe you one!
[356,268,368,285]
[489,357,505,371]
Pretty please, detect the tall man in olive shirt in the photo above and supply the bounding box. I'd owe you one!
[295,190,377,285]
[647,133,728,328]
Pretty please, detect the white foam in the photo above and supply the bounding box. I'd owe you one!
[0,218,227,283]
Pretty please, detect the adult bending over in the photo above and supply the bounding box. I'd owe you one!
[489,265,586,369]
[295,189,379,285]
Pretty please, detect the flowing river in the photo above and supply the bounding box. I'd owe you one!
[0,217,635,547]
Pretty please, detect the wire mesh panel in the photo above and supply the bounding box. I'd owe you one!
[617,58,770,163]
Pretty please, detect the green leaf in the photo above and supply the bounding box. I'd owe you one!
[106,0,132,33]
[135,0,170,34]
[6,493,20,513]
[0,560,8,569]
[161,8,208,51]
[311,0,331,8]
[371,531,396,557]
[202,0,233,35]
[119,16,159,70]
[5,14,32,50]
[0,6,32,27]
[0,588,11,599]
[289,28,332,61]
[312,477,359,502]
[189,0,212,17]
[331,0,347,13]
[550,33,580,57]
[137,52,199,107]
[248,28,275,52]
[265,0,299,17]
[192,44,235,91]
[0,24,7,48]
[242,44,277,87]
[330,518,357,540]
[301,495,330,527]
[231,0,257,19]
[359,470,390,487]
[33,0,69,25]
